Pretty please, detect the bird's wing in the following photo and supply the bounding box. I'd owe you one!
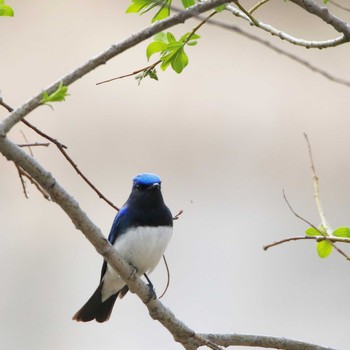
[100,206,131,281]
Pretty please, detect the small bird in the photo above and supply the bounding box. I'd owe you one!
[73,173,173,322]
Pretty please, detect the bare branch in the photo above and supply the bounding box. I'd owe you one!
[18,142,50,148]
[200,16,350,88]
[225,3,348,48]
[263,235,350,251]
[96,60,161,85]
[303,133,331,234]
[15,164,29,199]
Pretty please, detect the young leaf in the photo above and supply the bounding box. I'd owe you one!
[146,41,167,60]
[125,0,150,14]
[317,240,333,258]
[333,226,350,238]
[154,32,168,43]
[0,3,14,16]
[41,83,69,104]
[151,2,170,23]
[171,47,188,73]
[167,32,176,43]
[181,0,194,8]
[305,227,320,236]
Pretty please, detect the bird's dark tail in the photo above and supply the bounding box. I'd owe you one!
[72,283,119,323]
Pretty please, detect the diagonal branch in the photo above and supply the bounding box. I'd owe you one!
[0,118,337,350]
[0,0,230,135]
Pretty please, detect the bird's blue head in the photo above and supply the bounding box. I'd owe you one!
[127,173,164,209]
[132,173,161,187]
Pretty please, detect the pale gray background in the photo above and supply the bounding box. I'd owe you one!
[1,1,350,349]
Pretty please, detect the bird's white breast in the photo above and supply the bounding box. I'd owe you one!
[114,225,172,274]
[101,226,172,301]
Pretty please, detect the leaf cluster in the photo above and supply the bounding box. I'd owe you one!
[146,32,200,73]
[305,226,350,258]
[41,83,69,107]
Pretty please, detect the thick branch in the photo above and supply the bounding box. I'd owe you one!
[0,0,229,134]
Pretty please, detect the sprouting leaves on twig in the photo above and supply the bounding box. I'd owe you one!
[0,0,14,16]
[41,82,69,106]
[146,31,200,73]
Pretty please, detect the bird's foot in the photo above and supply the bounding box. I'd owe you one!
[144,273,157,300]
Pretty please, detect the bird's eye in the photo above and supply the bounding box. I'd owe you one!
[135,184,141,191]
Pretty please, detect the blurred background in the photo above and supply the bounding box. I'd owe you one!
[1,0,350,349]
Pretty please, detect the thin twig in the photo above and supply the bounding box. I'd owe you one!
[18,142,50,148]
[233,0,259,25]
[1,102,120,211]
[192,14,350,88]
[20,130,34,157]
[158,255,170,299]
[22,119,68,149]
[15,164,29,199]
[304,133,331,234]
[249,0,270,14]
[16,165,51,200]
[263,235,350,251]
[173,209,183,220]
[96,60,161,85]
[282,190,350,260]
[55,143,119,211]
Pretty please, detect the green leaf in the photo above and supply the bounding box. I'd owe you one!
[317,240,333,258]
[181,0,194,8]
[151,2,170,22]
[0,4,14,16]
[171,47,188,73]
[305,227,320,236]
[41,83,69,104]
[154,32,168,43]
[146,41,167,60]
[215,4,226,12]
[135,68,158,85]
[333,226,350,238]
[180,32,200,42]
[160,49,178,71]
[126,1,149,13]
[167,32,176,43]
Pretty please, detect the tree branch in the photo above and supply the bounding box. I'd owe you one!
[0,115,336,350]
[200,333,336,350]
[225,3,348,48]
[0,0,230,135]
[290,0,350,39]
